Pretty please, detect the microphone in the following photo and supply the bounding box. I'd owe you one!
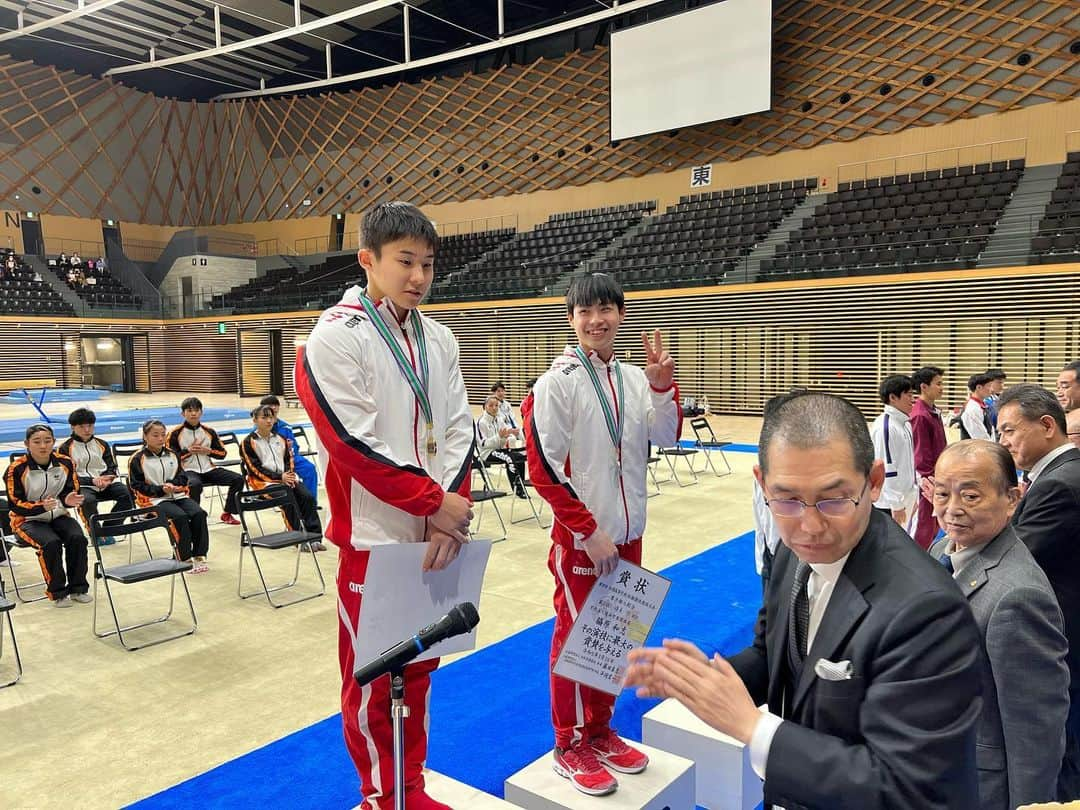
[354,602,479,686]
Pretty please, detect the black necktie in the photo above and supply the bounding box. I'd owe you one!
[788,562,812,667]
[940,553,954,574]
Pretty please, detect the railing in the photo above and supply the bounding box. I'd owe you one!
[293,231,358,256]
[435,214,518,237]
[256,238,299,257]
[43,238,105,259]
[837,138,1027,186]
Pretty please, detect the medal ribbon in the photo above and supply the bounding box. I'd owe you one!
[358,293,432,426]
[573,346,624,454]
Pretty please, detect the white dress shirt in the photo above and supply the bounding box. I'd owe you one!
[749,550,854,782]
[752,480,782,575]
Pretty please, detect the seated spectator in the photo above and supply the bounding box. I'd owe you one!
[58,408,134,545]
[259,395,319,498]
[70,251,81,267]
[4,423,91,606]
[58,252,69,266]
[166,396,243,525]
[96,256,107,273]
[241,405,324,550]
[491,381,517,427]
[930,440,1069,810]
[477,394,527,497]
[128,419,210,573]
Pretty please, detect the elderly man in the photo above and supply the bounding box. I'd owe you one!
[997,383,1080,800]
[1057,361,1080,413]
[929,440,1069,810]
[627,392,982,810]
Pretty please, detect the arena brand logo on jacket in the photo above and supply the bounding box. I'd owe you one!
[348,581,365,594]
[572,565,598,576]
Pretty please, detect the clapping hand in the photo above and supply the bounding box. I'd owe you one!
[641,330,674,390]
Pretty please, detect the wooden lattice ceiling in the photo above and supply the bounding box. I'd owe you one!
[0,0,1077,226]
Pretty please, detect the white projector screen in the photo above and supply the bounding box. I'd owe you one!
[609,0,772,141]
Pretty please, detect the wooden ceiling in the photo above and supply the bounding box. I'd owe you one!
[0,0,1076,226]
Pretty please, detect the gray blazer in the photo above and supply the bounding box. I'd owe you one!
[931,526,1070,810]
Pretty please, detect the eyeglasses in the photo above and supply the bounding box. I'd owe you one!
[764,480,869,518]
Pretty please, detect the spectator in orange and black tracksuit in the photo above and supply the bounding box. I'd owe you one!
[128,419,210,573]
[166,396,244,525]
[58,407,134,544]
[241,405,323,548]
[4,423,91,606]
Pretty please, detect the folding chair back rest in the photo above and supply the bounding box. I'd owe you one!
[237,485,294,514]
[90,507,171,540]
[291,425,314,453]
[690,417,715,441]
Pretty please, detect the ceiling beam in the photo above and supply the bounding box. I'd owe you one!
[104,0,403,76]
[212,0,668,99]
[0,0,129,42]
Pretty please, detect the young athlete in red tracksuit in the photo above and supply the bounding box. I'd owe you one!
[525,273,681,797]
[295,202,474,810]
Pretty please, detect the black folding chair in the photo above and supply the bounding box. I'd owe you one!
[90,507,198,651]
[470,459,508,543]
[689,417,733,477]
[236,485,325,608]
[1,494,47,603]
[656,444,700,487]
[0,572,22,687]
[290,425,318,458]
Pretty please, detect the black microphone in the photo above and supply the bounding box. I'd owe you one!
[354,602,480,686]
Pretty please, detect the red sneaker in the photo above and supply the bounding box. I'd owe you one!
[589,730,649,774]
[553,742,618,795]
[220,513,241,526]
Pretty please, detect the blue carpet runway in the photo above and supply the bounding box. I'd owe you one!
[129,531,762,809]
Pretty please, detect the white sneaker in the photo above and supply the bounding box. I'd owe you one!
[53,596,73,608]
[71,592,93,604]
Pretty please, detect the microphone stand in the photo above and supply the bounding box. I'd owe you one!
[390,667,408,810]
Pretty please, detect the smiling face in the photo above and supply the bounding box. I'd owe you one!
[920,374,944,404]
[359,236,436,315]
[754,437,884,564]
[1057,368,1080,412]
[568,301,625,360]
[933,447,1017,549]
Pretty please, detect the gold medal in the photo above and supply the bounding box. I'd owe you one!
[426,422,438,457]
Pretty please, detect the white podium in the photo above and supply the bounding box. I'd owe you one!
[642,699,761,810]
[426,770,517,807]
[504,743,694,810]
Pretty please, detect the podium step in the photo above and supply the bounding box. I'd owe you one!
[504,743,694,810]
[643,699,761,810]
[426,771,517,807]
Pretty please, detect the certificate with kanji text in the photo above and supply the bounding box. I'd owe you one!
[553,559,671,695]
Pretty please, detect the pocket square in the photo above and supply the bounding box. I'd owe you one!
[814,658,854,681]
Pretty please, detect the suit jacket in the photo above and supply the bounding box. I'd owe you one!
[1011,446,1080,684]
[931,527,1069,810]
[729,509,982,810]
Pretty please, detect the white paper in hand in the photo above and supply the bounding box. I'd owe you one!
[554,559,671,695]
[355,540,491,666]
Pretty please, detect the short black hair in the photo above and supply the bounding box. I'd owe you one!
[360,201,438,256]
[252,405,276,419]
[1063,360,1080,379]
[938,440,1017,495]
[985,368,1007,381]
[180,396,203,411]
[259,395,281,407]
[565,273,624,314]
[759,392,874,477]
[912,365,944,392]
[25,423,54,441]
[525,376,538,390]
[997,384,1067,434]
[141,419,166,435]
[967,372,994,392]
[491,382,506,393]
[879,375,914,405]
[67,407,96,426]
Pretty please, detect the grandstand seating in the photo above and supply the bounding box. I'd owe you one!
[0,251,74,316]
[429,202,654,301]
[220,228,515,314]
[1029,151,1080,264]
[591,181,817,289]
[49,256,141,308]
[761,160,1025,280]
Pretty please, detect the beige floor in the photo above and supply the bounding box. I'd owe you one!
[0,393,763,809]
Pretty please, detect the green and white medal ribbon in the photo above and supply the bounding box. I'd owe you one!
[358,292,437,457]
[573,346,624,468]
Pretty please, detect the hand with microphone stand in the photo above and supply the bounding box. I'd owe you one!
[354,602,480,810]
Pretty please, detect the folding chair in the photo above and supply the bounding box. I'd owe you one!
[90,507,198,651]
[509,479,551,529]
[0,572,22,688]
[646,452,663,497]
[1,495,48,603]
[689,417,733,477]
[199,432,243,524]
[470,458,508,543]
[290,425,318,459]
[236,485,326,608]
[656,445,700,487]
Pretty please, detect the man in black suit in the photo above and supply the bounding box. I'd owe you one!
[996,383,1080,800]
[627,393,982,810]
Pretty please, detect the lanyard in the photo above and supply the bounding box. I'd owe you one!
[573,346,624,461]
[358,293,437,456]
